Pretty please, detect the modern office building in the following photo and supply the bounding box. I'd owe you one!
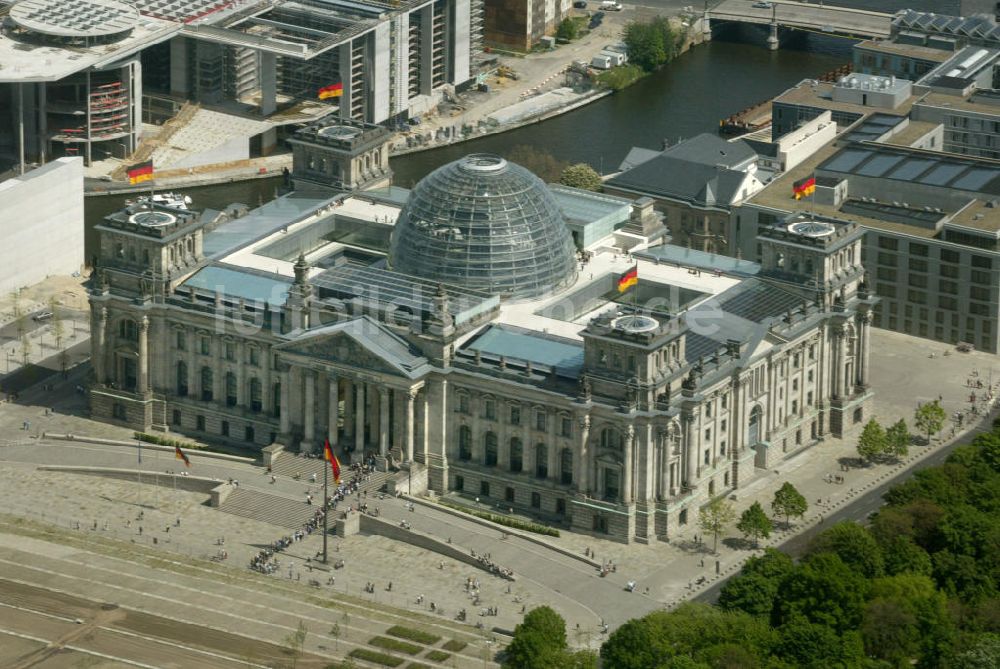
[0,0,483,168]
[87,123,875,543]
[483,0,568,51]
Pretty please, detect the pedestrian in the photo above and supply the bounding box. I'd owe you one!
[138,526,143,535]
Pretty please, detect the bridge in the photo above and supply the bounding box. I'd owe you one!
[706,0,893,48]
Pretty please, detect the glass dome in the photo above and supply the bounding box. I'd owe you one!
[388,154,577,300]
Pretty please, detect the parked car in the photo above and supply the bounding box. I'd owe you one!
[600,0,622,10]
[573,0,587,7]
[589,11,604,29]
[752,1,773,8]
[32,311,53,322]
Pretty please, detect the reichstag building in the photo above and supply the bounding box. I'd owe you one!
[88,121,876,542]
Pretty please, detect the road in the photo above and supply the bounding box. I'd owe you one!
[694,426,983,604]
[709,0,892,38]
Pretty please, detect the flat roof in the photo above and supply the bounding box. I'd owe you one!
[207,192,335,260]
[0,11,180,82]
[635,245,761,276]
[774,80,917,119]
[917,90,1000,115]
[10,0,139,37]
[880,120,941,147]
[947,199,1000,234]
[854,38,952,63]
[462,324,584,378]
[181,264,291,306]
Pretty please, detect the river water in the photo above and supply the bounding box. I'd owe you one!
[83,26,850,258]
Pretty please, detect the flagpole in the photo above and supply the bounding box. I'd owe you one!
[323,448,329,565]
[137,436,142,506]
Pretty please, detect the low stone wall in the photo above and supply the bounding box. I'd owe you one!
[43,433,256,465]
[37,465,219,494]
[360,514,516,579]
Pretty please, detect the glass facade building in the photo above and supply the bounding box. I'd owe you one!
[388,154,577,300]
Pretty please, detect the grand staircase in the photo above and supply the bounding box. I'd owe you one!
[217,488,318,528]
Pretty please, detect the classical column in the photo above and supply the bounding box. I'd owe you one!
[304,371,315,451]
[343,379,354,438]
[355,381,366,452]
[279,368,291,436]
[420,388,430,463]
[138,315,149,394]
[405,388,416,463]
[328,374,339,447]
[682,411,696,486]
[623,425,635,504]
[656,429,668,499]
[859,314,872,388]
[236,342,246,407]
[92,307,106,384]
[576,414,590,494]
[379,386,390,456]
[831,327,844,399]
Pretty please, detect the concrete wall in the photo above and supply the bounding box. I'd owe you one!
[372,23,391,123]
[776,111,837,171]
[172,135,250,169]
[452,0,472,83]
[0,157,84,293]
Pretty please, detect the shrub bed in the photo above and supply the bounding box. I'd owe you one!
[439,501,559,537]
[349,648,404,667]
[386,625,441,645]
[370,636,423,655]
[441,640,467,652]
[424,650,451,662]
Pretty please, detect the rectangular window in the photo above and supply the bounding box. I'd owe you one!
[225,343,235,361]
[939,280,958,295]
[459,394,469,414]
[531,491,541,508]
[484,400,496,421]
[970,286,991,301]
[455,475,464,491]
[972,255,992,269]
[200,336,210,355]
[561,417,572,438]
[196,415,206,431]
[792,379,799,392]
[908,274,928,288]
[510,405,521,426]
[907,290,927,304]
[505,487,515,503]
[704,427,712,441]
[908,258,928,272]
[877,252,896,266]
[480,480,490,497]
[172,409,181,425]
[556,498,566,515]
[535,411,546,432]
[221,420,229,437]
[940,248,960,263]
[176,331,186,350]
[878,236,899,250]
[878,284,897,298]
[877,267,897,281]
[969,302,990,316]
[249,348,260,367]
[704,449,711,465]
[807,391,814,406]
[807,370,814,382]
[245,426,255,443]
[909,242,929,257]
[971,269,992,285]
[940,264,960,279]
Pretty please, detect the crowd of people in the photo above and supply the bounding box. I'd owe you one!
[471,550,515,580]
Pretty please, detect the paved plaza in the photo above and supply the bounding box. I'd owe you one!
[0,327,997,666]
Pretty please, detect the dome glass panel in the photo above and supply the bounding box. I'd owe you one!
[388,154,577,299]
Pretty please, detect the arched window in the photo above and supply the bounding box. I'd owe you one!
[249,377,262,412]
[509,438,523,472]
[560,448,573,485]
[600,427,624,450]
[458,425,472,461]
[118,319,138,342]
[484,431,498,467]
[225,372,237,406]
[535,443,548,478]
[176,361,188,396]
[200,367,213,402]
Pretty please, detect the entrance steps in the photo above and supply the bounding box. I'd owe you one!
[216,488,317,528]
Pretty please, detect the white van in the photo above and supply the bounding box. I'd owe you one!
[600,1,622,11]
[590,54,613,70]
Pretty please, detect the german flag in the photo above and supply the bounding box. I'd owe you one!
[793,175,816,200]
[323,438,341,484]
[174,445,191,468]
[318,82,343,100]
[126,160,153,185]
[617,265,638,293]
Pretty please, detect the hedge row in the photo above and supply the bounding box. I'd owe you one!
[385,625,441,645]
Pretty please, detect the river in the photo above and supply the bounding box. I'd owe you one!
[83,25,850,259]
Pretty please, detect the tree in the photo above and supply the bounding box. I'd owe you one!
[736,501,772,548]
[886,418,911,459]
[507,146,569,183]
[699,497,736,554]
[281,620,308,669]
[952,633,1000,669]
[774,617,865,669]
[623,20,666,71]
[556,17,579,41]
[857,418,887,463]
[771,481,808,529]
[808,521,885,579]
[504,606,568,668]
[718,549,793,618]
[774,553,869,633]
[915,400,947,444]
[559,163,602,191]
